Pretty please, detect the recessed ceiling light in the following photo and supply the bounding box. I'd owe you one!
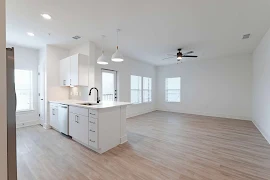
[41,14,52,20]
[27,32,35,37]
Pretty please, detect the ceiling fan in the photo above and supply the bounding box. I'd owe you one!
[162,49,198,62]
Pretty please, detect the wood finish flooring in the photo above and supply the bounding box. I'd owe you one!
[17,111,270,180]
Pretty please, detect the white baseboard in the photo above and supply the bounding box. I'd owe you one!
[16,120,40,128]
[43,123,51,130]
[252,120,270,144]
[155,108,252,121]
[120,135,128,144]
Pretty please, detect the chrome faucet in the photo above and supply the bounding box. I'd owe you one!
[89,87,101,103]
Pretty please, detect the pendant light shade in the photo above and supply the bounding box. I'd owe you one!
[112,29,124,62]
[97,35,108,65]
[97,53,108,65]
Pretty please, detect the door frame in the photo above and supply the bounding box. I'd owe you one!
[101,69,118,101]
[38,64,45,125]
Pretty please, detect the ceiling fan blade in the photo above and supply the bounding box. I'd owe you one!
[183,51,194,55]
[162,57,175,60]
[167,54,177,56]
[182,55,198,58]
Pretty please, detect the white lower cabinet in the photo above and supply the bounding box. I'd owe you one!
[69,112,89,145]
[50,103,59,130]
[89,116,97,148]
[68,105,121,154]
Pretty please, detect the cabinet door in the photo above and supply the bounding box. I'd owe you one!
[69,113,77,138]
[50,107,58,130]
[70,54,79,86]
[76,115,89,145]
[60,57,70,86]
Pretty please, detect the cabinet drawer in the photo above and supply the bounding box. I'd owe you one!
[50,103,59,108]
[89,117,97,125]
[69,106,88,116]
[89,121,97,131]
[89,109,98,118]
[89,131,97,148]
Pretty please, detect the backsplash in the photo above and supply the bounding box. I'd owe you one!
[69,87,89,101]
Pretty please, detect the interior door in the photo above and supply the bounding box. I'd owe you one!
[38,64,45,125]
[101,69,117,101]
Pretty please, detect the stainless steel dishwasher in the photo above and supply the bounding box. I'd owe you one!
[58,104,69,135]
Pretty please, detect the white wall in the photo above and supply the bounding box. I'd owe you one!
[157,54,252,120]
[44,45,69,128]
[68,42,157,118]
[95,48,156,118]
[252,28,270,143]
[0,0,7,177]
[6,44,39,127]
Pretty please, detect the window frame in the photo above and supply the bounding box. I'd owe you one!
[130,75,142,104]
[143,77,152,103]
[15,69,34,112]
[165,77,181,103]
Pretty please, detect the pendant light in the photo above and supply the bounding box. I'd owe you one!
[112,29,124,62]
[97,35,108,65]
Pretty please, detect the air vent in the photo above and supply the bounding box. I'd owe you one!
[72,36,81,40]
[242,34,251,39]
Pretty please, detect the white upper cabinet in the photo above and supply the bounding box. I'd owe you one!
[60,57,70,86]
[60,54,88,87]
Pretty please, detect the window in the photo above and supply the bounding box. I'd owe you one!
[131,75,142,104]
[143,77,152,102]
[15,69,34,111]
[165,77,181,102]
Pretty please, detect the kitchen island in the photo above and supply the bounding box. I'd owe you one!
[49,100,131,154]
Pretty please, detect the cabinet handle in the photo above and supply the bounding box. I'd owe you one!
[70,79,71,86]
[77,115,79,123]
[52,109,55,115]
[75,115,78,123]
[90,139,95,143]
[89,121,95,124]
[90,113,96,115]
[63,80,66,85]
[90,129,95,133]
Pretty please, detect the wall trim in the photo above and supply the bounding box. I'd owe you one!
[16,120,40,128]
[155,108,252,121]
[252,120,270,144]
[43,123,51,130]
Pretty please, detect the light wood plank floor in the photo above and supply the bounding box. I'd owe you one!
[17,111,270,180]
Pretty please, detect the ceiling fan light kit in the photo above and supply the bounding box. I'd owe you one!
[112,29,124,62]
[162,48,198,63]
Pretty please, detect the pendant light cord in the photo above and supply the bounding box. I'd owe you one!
[101,35,105,53]
[116,29,120,50]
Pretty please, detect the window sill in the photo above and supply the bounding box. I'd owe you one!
[16,110,35,114]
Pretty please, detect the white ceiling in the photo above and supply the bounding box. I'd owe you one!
[6,0,270,65]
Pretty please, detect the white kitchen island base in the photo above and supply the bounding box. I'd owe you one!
[50,101,130,154]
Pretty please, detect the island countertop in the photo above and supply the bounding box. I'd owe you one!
[49,100,131,109]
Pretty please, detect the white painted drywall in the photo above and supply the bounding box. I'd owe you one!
[44,45,69,128]
[0,0,7,177]
[156,54,252,120]
[68,42,157,118]
[252,27,270,143]
[6,44,39,127]
[95,48,156,118]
